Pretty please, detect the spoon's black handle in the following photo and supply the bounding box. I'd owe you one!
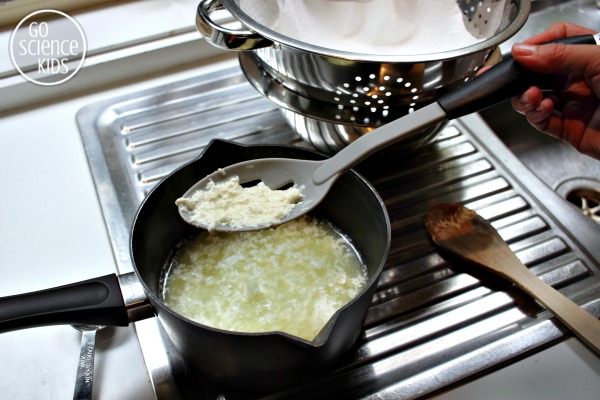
[0,274,129,333]
[437,34,598,119]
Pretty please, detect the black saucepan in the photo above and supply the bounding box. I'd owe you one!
[0,139,390,391]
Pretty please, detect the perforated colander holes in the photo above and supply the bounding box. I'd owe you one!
[465,64,482,82]
[332,74,419,124]
[461,0,497,37]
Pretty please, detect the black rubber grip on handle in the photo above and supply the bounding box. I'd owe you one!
[437,35,597,120]
[0,273,129,333]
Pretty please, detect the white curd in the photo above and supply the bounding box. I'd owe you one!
[162,216,367,341]
[175,176,303,230]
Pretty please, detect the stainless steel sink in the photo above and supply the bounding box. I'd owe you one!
[480,100,600,224]
[510,0,600,46]
[77,62,600,400]
[480,0,600,224]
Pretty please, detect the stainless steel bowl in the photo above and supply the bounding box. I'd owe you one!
[197,0,531,152]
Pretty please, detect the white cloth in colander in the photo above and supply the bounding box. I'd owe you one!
[236,0,507,56]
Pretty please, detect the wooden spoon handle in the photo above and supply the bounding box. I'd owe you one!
[509,261,600,355]
[425,203,600,354]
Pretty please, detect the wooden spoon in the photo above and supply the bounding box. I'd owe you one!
[425,203,600,356]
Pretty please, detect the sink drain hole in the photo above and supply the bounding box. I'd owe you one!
[566,189,600,224]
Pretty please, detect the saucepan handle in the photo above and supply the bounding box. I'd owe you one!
[196,0,273,51]
[0,273,151,334]
[438,34,600,119]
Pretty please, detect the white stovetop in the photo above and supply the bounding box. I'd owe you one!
[0,1,599,399]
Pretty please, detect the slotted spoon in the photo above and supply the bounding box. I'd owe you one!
[179,34,600,232]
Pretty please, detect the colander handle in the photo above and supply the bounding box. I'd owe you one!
[196,0,273,51]
[438,34,600,120]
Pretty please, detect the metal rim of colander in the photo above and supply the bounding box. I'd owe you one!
[223,0,531,63]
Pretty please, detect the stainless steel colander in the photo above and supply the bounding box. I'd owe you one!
[197,0,530,152]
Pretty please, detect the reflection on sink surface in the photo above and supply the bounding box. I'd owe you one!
[479,100,600,224]
[503,0,600,50]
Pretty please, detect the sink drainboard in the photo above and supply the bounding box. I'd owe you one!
[77,61,600,400]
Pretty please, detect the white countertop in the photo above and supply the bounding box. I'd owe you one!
[0,1,599,399]
[0,60,209,400]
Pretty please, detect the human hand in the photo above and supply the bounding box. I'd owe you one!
[510,22,600,159]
